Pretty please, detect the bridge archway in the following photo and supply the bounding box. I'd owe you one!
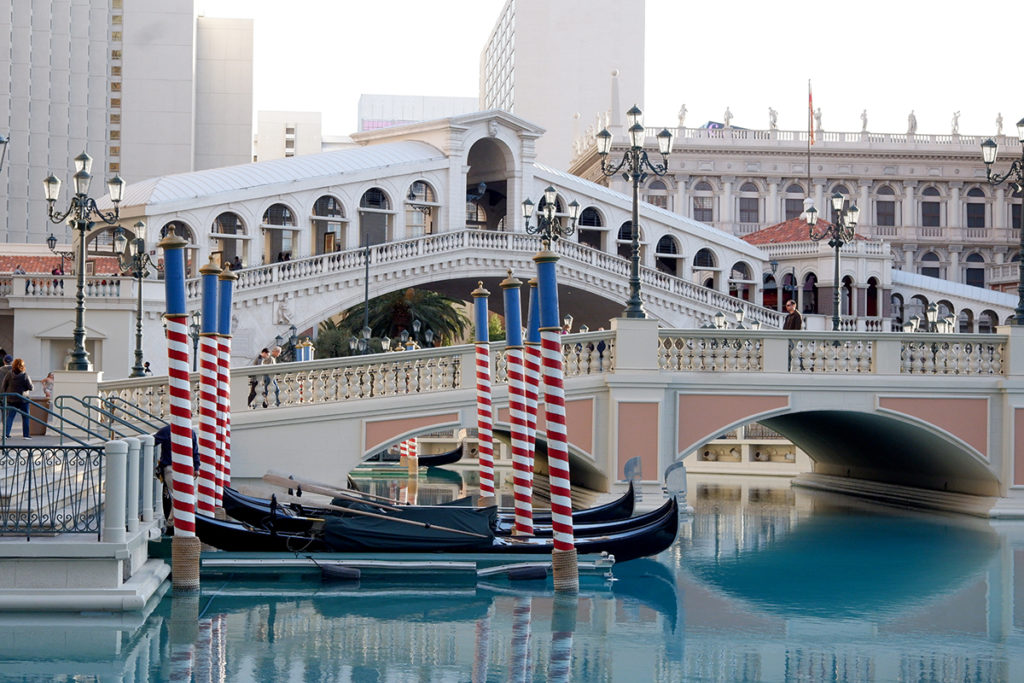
[466,137,514,231]
[677,403,1000,497]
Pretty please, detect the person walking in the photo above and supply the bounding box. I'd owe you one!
[259,346,281,408]
[1,358,34,438]
[783,299,803,330]
[248,349,266,408]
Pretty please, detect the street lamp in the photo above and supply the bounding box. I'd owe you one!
[522,185,581,243]
[45,232,73,276]
[43,151,126,371]
[805,191,859,331]
[188,310,201,371]
[423,328,434,347]
[981,120,1024,323]
[925,302,939,333]
[596,106,673,318]
[114,222,153,377]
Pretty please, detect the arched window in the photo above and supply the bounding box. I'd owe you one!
[360,187,394,245]
[616,222,642,260]
[693,248,716,269]
[965,252,985,288]
[920,251,941,278]
[577,207,604,250]
[161,221,198,276]
[312,195,347,254]
[405,180,438,238]
[921,186,941,227]
[979,310,998,333]
[644,179,670,210]
[803,273,818,314]
[875,185,897,229]
[866,277,879,317]
[730,261,754,299]
[692,180,714,223]
[210,213,245,266]
[655,235,681,276]
[965,187,987,229]
[738,182,760,227]
[891,293,905,325]
[958,309,974,333]
[784,183,805,220]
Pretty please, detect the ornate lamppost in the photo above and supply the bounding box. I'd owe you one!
[981,121,1024,323]
[114,222,153,377]
[595,107,673,318]
[43,151,125,371]
[522,185,580,243]
[188,310,201,371]
[805,191,859,331]
[46,232,73,276]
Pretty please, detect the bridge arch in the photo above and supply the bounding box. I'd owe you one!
[675,402,1000,497]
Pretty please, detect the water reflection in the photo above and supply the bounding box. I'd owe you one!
[3,475,1024,682]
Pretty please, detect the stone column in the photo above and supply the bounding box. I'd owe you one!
[903,244,917,271]
[721,176,735,227]
[902,180,917,228]
[767,181,779,224]
[676,174,690,219]
[949,245,962,283]
[812,178,825,218]
[858,180,871,227]
[949,181,963,229]
[994,186,1006,229]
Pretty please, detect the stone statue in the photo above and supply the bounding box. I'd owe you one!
[275,295,292,325]
[814,107,822,132]
[487,120,498,137]
[724,107,733,128]
[997,112,1004,136]
[678,103,687,128]
[951,111,960,135]
[907,110,917,135]
[768,107,778,130]
[860,109,868,132]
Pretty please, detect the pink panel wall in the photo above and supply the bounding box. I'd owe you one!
[617,402,659,479]
[677,394,788,455]
[879,397,988,458]
[364,412,460,453]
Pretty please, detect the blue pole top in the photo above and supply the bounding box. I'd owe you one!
[157,228,188,316]
[472,281,490,343]
[500,269,523,348]
[199,259,220,335]
[532,243,560,330]
[217,265,237,336]
[525,277,541,344]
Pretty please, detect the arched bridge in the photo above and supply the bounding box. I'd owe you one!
[99,321,1024,518]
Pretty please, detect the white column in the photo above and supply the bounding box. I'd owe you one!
[103,440,128,544]
[676,175,690,219]
[994,186,1006,229]
[766,181,779,224]
[125,436,140,533]
[813,178,825,218]
[721,177,735,227]
[903,244,916,271]
[902,181,917,227]
[858,180,870,226]
[139,434,155,523]
[948,182,962,229]
[949,245,962,283]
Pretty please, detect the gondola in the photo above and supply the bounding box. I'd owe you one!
[221,481,635,534]
[222,483,661,539]
[362,443,463,468]
[195,495,678,564]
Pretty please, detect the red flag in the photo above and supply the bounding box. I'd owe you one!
[808,80,815,145]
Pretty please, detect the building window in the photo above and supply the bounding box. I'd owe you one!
[112,15,122,25]
[109,130,120,140]
[111,31,122,42]
[1012,203,1021,230]
[921,186,941,226]
[785,198,803,220]
[644,180,669,210]
[112,0,122,7]
[110,81,121,92]
[876,201,896,226]
[966,187,986,228]
[920,251,941,278]
[739,197,759,223]
[111,49,121,60]
[965,252,985,288]
[110,98,121,108]
[109,146,120,156]
[111,66,121,76]
[108,162,119,173]
[110,113,120,124]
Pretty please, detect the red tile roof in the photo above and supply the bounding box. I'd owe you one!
[741,217,867,246]
[0,255,121,275]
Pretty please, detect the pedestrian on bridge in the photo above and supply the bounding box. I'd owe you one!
[1,358,33,439]
[783,300,803,330]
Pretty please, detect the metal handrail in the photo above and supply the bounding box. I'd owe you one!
[0,394,104,447]
[83,394,167,432]
[53,395,151,442]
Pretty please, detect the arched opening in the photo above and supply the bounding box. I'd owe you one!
[644,179,670,210]
[262,202,299,263]
[841,275,854,316]
[312,195,347,255]
[359,187,393,246]
[405,180,438,238]
[965,187,987,229]
[763,273,778,310]
[729,261,754,301]
[958,309,974,334]
[737,181,760,231]
[875,185,897,234]
[692,180,715,224]
[979,310,998,333]
[866,277,879,317]
[921,186,942,228]
[907,295,928,327]
[466,137,512,231]
[693,248,718,290]
[803,273,818,314]
[783,183,805,221]
[577,206,604,250]
[655,235,682,276]
[159,221,198,277]
[211,212,247,268]
[965,252,985,288]
[920,251,941,278]
[891,293,904,327]
[617,221,644,261]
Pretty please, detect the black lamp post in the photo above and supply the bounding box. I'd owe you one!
[805,191,859,331]
[0,134,8,174]
[981,120,1024,324]
[188,310,201,371]
[595,107,673,318]
[43,151,126,371]
[522,185,581,244]
[46,232,73,276]
[114,222,153,377]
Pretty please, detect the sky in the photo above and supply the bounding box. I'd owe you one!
[198,0,1016,141]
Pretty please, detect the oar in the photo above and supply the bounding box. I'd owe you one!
[263,472,402,512]
[272,492,491,539]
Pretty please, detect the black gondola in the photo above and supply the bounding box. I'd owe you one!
[221,481,635,534]
[222,483,662,539]
[362,443,464,468]
[195,496,678,564]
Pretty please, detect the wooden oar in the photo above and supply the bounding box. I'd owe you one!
[272,491,490,540]
[263,472,402,512]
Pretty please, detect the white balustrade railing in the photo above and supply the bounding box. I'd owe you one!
[659,332,763,372]
[2,274,131,299]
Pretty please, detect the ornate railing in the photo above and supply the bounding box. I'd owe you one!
[659,332,763,372]
[0,445,104,537]
[1,274,129,299]
[493,331,617,382]
[788,338,875,373]
[900,339,1005,375]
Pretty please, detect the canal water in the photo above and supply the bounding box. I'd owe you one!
[1,472,1022,682]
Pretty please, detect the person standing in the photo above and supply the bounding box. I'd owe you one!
[1,358,34,438]
[40,371,55,398]
[260,346,281,408]
[783,300,803,330]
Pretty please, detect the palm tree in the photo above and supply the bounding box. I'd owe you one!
[320,288,471,354]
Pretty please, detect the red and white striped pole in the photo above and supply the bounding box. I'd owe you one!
[160,227,200,591]
[502,270,533,535]
[472,281,496,502]
[215,265,237,506]
[509,595,533,683]
[547,593,579,683]
[534,243,578,592]
[195,259,220,518]
[523,277,543,500]
[399,439,409,467]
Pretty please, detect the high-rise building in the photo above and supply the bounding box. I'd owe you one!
[357,95,479,133]
[0,1,252,245]
[479,0,644,170]
[254,112,324,162]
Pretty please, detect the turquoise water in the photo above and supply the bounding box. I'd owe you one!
[1,474,1023,682]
